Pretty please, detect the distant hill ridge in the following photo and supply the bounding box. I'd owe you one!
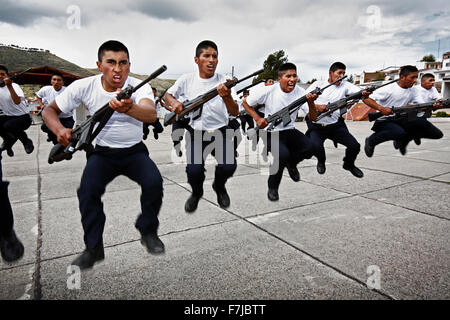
[0,45,174,93]
[0,45,94,77]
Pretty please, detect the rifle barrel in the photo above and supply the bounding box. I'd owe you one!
[0,67,33,86]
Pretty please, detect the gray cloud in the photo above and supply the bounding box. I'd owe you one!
[1,0,448,82]
[0,0,62,26]
[129,0,199,22]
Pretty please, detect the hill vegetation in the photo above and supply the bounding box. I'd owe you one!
[0,45,94,77]
[1,45,174,97]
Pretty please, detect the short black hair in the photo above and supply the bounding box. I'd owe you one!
[195,40,218,58]
[329,62,346,72]
[399,65,418,77]
[98,40,130,62]
[51,71,64,79]
[278,62,297,77]
[421,73,435,81]
[0,65,8,74]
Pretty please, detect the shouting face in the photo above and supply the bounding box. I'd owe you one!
[51,75,64,91]
[278,69,298,93]
[195,47,218,79]
[96,50,130,92]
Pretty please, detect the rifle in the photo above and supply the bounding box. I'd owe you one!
[163,69,265,126]
[368,99,450,122]
[316,79,398,121]
[155,87,169,106]
[48,65,167,164]
[246,75,347,139]
[236,79,265,95]
[0,68,33,86]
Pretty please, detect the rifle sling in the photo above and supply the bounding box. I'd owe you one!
[88,107,115,145]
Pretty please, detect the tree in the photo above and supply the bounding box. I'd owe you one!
[422,54,436,62]
[253,50,288,83]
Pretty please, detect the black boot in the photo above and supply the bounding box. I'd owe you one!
[71,243,105,270]
[140,232,165,254]
[364,138,374,158]
[23,138,34,154]
[0,230,24,263]
[343,163,364,178]
[212,182,230,208]
[394,140,407,155]
[267,188,279,201]
[185,194,201,213]
[316,161,326,174]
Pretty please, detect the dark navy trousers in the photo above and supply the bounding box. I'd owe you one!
[0,114,32,148]
[266,128,313,189]
[306,117,360,166]
[368,118,443,147]
[185,126,237,197]
[77,142,163,249]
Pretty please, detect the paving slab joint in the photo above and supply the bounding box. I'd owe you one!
[32,130,43,300]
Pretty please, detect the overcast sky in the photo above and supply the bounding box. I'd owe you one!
[0,0,449,83]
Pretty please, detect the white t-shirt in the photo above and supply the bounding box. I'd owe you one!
[246,83,306,131]
[36,85,73,118]
[413,85,441,103]
[369,82,424,121]
[56,74,154,148]
[302,80,361,125]
[249,82,267,114]
[167,72,237,131]
[370,82,424,107]
[238,98,245,113]
[413,85,441,117]
[0,83,29,116]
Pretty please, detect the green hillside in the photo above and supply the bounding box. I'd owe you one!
[1,45,174,97]
[0,45,94,77]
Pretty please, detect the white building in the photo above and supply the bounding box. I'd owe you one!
[434,52,450,99]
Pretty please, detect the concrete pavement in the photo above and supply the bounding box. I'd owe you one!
[1,119,449,300]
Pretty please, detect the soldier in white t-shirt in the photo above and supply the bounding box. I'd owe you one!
[410,73,444,145]
[301,62,370,178]
[0,65,34,157]
[364,65,443,156]
[36,72,75,144]
[243,63,318,201]
[165,40,239,212]
[42,40,165,270]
